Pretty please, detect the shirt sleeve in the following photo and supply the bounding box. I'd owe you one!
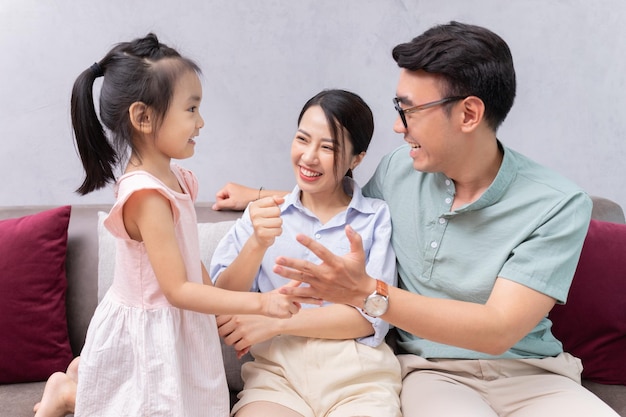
[362,148,398,200]
[354,200,397,347]
[499,190,592,304]
[209,204,256,288]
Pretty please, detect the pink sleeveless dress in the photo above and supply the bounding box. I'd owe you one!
[75,165,229,417]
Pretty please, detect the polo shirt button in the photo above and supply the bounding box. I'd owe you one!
[439,218,446,224]
[430,241,438,248]
[445,179,451,186]
[445,197,452,204]
[315,233,322,239]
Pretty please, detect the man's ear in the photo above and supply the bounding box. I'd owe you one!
[129,102,153,134]
[459,96,485,133]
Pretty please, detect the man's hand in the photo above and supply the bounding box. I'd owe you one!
[274,225,374,306]
[212,182,257,211]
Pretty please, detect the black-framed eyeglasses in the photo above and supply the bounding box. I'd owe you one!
[393,96,467,129]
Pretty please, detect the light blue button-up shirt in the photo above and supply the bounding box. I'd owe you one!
[210,177,397,347]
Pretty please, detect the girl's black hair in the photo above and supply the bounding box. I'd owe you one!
[297,89,374,180]
[71,33,201,194]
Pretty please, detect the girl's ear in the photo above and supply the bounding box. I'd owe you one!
[350,151,366,170]
[129,102,153,134]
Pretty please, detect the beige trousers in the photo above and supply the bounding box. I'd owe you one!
[398,352,619,417]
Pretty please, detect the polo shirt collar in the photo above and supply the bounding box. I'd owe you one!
[445,140,516,213]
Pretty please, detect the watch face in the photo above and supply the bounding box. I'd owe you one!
[365,295,388,317]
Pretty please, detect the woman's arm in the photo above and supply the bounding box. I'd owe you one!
[218,304,373,355]
[213,196,284,291]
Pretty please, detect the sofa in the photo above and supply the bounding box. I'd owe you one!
[0,197,624,416]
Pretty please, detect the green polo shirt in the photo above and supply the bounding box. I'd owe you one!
[363,143,592,359]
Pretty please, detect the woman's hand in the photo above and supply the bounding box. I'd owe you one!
[249,196,284,249]
[217,314,276,358]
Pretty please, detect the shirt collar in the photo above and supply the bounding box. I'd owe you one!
[282,177,377,217]
[444,140,516,212]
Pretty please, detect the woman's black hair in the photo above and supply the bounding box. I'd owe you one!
[71,33,201,194]
[297,89,374,180]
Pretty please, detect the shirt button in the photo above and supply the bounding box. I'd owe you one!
[430,241,438,248]
[445,179,451,186]
[438,218,446,224]
[315,233,322,239]
[445,197,452,204]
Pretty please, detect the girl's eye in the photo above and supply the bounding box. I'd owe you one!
[322,145,334,151]
[188,106,197,113]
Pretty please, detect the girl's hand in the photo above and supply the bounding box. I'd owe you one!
[259,292,300,318]
[260,281,322,318]
[249,196,285,249]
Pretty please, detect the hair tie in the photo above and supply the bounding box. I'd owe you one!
[89,62,104,77]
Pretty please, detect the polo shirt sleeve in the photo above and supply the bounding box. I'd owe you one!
[499,191,592,304]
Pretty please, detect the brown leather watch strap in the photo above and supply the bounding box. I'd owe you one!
[376,279,388,297]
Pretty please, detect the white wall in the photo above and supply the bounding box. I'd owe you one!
[1,0,625,210]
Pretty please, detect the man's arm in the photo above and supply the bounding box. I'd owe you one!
[212,182,288,211]
[275,225,556,356]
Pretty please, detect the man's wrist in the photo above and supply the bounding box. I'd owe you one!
[362,278,389,317]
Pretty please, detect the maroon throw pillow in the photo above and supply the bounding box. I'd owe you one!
[549,219,626,385]
[0,206,74,383]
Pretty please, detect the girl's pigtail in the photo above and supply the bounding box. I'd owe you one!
[71,62,117,195]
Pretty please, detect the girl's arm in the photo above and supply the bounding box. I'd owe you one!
[124,189,310,318]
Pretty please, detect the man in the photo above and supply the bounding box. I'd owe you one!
[215,21,618,416]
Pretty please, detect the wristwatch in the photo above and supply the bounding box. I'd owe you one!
[363,279,389,317]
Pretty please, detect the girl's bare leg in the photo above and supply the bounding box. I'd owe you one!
[33,357,80,417]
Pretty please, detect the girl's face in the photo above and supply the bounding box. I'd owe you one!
[290,105,362,200]
[155,70,204,160]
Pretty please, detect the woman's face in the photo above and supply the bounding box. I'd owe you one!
[290,105,360,199]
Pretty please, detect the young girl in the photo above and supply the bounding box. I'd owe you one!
[36,33,309,417]
[210,89,402,417]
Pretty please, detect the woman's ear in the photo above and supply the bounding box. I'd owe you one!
[129,102,153,134]
[350,151,366,170]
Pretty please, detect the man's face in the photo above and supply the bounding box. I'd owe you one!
[393,69,462,174]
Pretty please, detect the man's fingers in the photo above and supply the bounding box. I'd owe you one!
[278,284,323,300]
[293,234,338,265]
[345,224,365,255]
[273,261,316,284]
